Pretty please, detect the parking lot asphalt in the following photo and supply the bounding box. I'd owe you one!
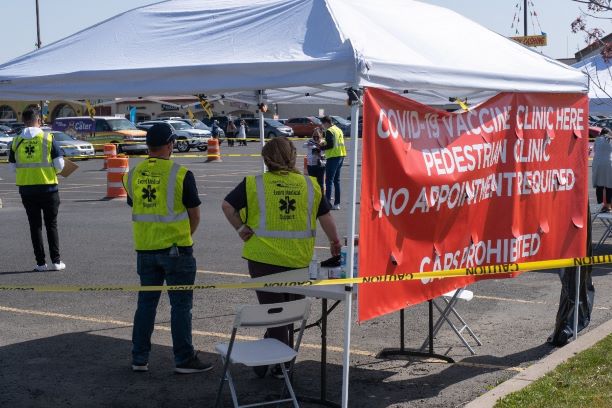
[0,141,610,408]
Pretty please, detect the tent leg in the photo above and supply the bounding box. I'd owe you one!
[258,90,266,172]
[341,94,360,408]
[573,265,580,341]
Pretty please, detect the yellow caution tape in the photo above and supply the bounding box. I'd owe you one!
[0,255,608,293]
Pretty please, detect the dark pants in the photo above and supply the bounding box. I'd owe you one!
[132,249,197,365]
[307,165,325,194]
[248,260,304,346]
[21,191,60,266]
[227,131,235,146]
[595,186,612,204]
[325,156,344,205]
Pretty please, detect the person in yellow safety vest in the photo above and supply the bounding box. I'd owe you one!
[320,115,347,210]
[123,123,214,374]
[9,109,66,272]
[222,137,342,379]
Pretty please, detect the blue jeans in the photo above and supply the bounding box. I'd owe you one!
[132,250,196,366]
[325,156,344,205]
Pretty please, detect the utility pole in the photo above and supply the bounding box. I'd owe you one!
[35,0,42,49]
[524,0,528,36]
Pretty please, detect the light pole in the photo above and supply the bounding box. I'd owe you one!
[35,0,42,49]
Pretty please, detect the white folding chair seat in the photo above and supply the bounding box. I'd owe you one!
[421,287,482,355]
[214,299,312,408]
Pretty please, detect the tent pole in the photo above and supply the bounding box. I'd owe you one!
[573,265,580,341]
[341,89,360,408]
[258,90,266,172]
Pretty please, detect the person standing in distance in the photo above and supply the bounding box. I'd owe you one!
[320,116,346,210]
[222,137,341,378]
[124,123,213,374]
[9,109,65,271]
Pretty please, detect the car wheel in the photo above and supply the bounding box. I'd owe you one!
[267,132,275,138]
[176,139,190,153]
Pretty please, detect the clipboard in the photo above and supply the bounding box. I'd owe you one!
[58,158,79,178]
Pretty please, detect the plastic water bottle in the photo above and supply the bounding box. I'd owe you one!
[340,245,348,278]
[309,254,320,280]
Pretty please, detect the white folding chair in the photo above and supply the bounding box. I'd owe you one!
[591,211,612,250]
[214,299,312,408]
[420,288,482,355]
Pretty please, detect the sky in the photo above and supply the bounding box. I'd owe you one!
[0,0,607,64]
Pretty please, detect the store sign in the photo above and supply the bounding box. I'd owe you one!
[161,104,180,111]
[358,87,588,322]
[511,34,548,47]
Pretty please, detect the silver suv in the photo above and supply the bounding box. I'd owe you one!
[136,120,211,152]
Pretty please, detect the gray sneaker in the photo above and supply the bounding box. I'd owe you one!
[174,352,214,374]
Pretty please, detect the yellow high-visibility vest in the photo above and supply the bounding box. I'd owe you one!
[325,125,346,159]
[124,158,192,250]
[243,171,321,268]
[13,133,57,186]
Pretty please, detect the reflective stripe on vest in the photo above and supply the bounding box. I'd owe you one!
[326,125,346,158]
[253,174,316,239]
[127,162,188,223]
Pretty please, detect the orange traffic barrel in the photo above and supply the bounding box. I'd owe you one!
[206,138,222,162]
[106,156,129,198]
[102,143,117,170]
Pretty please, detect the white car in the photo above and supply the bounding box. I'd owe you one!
[46,130,95,159]
[0,132,12,155]
[137,120,211,152]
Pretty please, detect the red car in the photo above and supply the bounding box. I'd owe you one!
[286,116,322,137]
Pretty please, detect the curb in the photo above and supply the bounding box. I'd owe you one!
[466,318,612,408]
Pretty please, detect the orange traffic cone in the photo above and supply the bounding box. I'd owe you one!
[206,139,222,162]
[106,156,129,198]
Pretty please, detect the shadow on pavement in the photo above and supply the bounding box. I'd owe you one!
[0,331,556,408]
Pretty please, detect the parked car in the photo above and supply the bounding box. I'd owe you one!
[318,115,351,136]
[202,115,234,133]
[136,120,210,152]
[8,122,25,135]
[593,118,612,129]
[0,132,11,155]
[46,130,95,159]
[0,124,13,134]
[53,116,147,154]
[285,116,322,137]
[167,117,226,139]
[233,118,294,138]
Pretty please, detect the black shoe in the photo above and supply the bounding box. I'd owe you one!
[270,363,290,379]
[252,365,268,378]
[174,352,214,374]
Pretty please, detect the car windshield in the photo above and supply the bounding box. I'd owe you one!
[49,131,75,141]
[169,121,192,130]
[265,119,285,127]
[187,119,211,130]
[107,119,137,131]
[310,117,322,124]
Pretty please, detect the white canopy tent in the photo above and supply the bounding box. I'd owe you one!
[573,54,612,116]
[0,1,588,407]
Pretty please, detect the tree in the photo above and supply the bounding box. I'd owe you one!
[571,0,612,61]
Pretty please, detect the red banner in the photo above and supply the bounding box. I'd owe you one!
[358,88,588,322]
